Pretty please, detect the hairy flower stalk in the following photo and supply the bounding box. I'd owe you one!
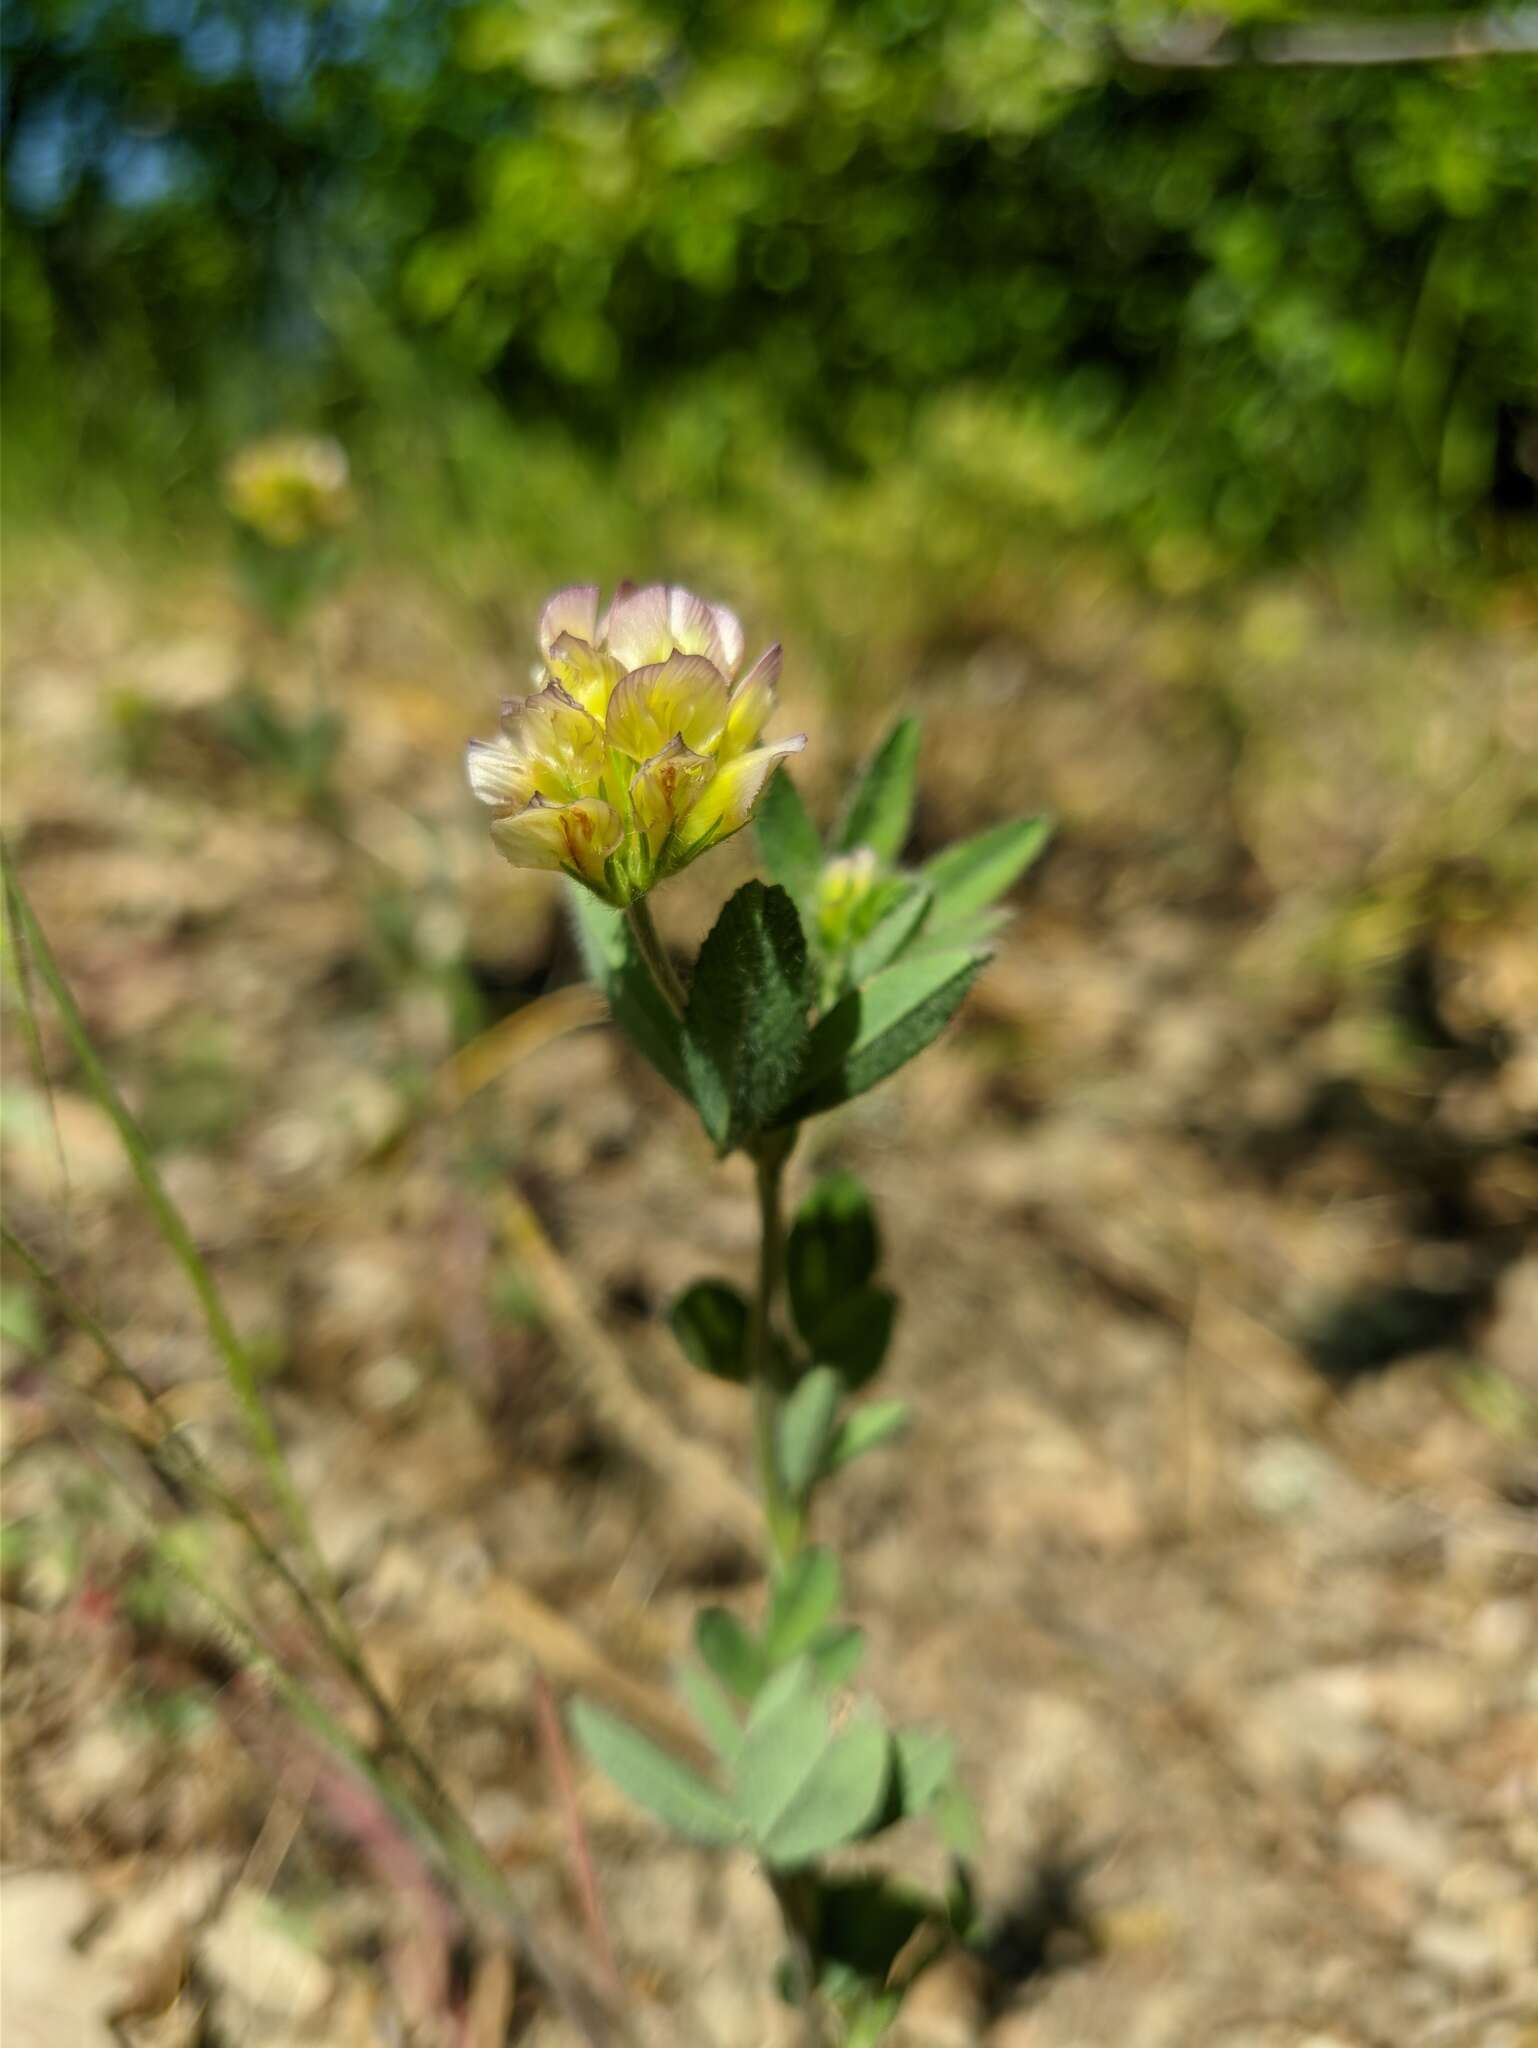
[467,583,805,907]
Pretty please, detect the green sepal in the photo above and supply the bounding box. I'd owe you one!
[567,885,690,1098]
[682,880,810,1151]
[783,948,987,1123]
[837,716,922,862]
[568,1699,739,1845]
[763,1545,842,1665]
[922,815,1053,927]
[667,1278,749,1381]
[776,1367,844,1500]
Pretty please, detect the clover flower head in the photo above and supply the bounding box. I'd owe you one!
[467,583,806,906]
[223,434,354,549]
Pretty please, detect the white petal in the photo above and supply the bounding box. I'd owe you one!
[538,585,600,656]
[467,736,532,808]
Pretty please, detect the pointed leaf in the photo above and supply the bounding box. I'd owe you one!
[696,1607,768,1701]
[569,1699,738,1844]
[846,881,933,986]
[827,1399,910,1471]
[668,1279,749,1382]
[568,885,689,1096]
[785,949,986,1122]
[777,1368,844,1501]
[787,1172,880,1344]
[764,1544,842,1665]
[755,771,824,906]
[837,717,921,862]
[922,816,1053,925]
[682,881,810,1150]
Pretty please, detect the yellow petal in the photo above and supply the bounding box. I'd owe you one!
[466,737,533,809]
[490,798,622,886]
[504,682,608,801]
[677,734,806,850]
[605,653,729,761]
[539,585,600,655]
[602,582,672,671]
[629,737,716,855]
[547,631,624,718]
[721,644,782,758]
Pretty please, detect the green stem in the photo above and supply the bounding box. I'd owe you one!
[623,897,688,1021]
[749,1133,801,1572]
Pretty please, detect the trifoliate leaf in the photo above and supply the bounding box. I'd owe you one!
[569,1699,738,1844]
[683,881,810,1150]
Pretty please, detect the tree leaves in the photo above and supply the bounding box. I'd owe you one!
[682,881,810,1151]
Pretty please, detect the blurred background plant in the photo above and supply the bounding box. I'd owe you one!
[4,0,1535,607]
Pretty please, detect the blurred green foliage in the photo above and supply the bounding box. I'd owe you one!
[3,0,1535,591]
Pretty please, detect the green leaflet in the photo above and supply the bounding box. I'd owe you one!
[668,1278,749,1381]
[844,879,933,986]
[837,717,921,863]
[776,1369,844,1501]
[784,947,987,1122]
[734,1660,892,1869]
[568,1699,739,1845]
[826,1399,910,1471]
[682,881,810,1150]
[922,814,1053,926]
[567,884,690,1097]
[763,1544,842,1664]
[787,1172,881,1340]
[754,771,825,908]
[695,1606,769,1701]
[676,1661,745,1763]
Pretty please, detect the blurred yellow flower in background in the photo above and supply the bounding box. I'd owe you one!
[223,434,355,549]
[468,583,805,905]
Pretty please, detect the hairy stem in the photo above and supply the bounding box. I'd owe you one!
[749,1132,801,1570]
[623,897,688,1020]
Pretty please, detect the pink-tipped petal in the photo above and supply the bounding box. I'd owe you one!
[678,734,807,848]
[538,585,600,656]
[605,652,729,762]
[707,601,745,677]
[467,736,533,810]
[721,643,782,757]
[664,587,727,670]
[629,737,716,855]
[602,582,672,672]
